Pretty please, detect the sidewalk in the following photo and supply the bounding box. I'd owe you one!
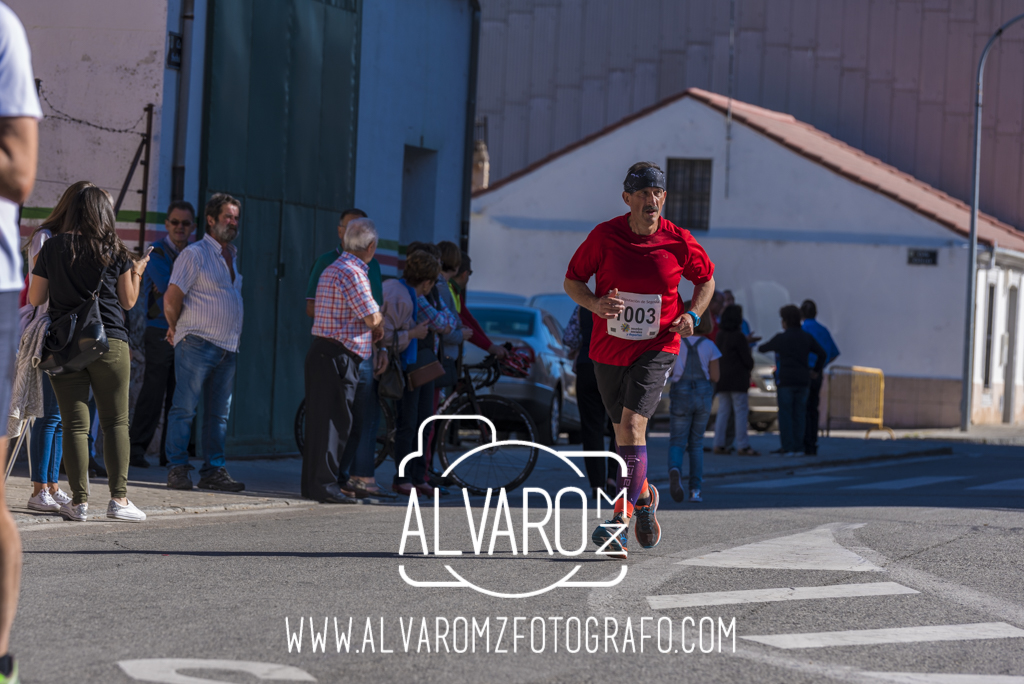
[4,456,313,526]
[644,430,955,482]
[5,430,969,524]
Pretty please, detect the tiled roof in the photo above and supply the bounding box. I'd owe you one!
[476,87,1024,252]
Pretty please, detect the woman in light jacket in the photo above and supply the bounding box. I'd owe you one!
[381,250,443,496]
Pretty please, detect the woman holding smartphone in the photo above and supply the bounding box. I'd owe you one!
[28,184,150,522]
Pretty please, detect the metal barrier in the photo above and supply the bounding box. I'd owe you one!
[826,366,896,439]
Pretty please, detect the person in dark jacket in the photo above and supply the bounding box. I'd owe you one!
[713,305,758,456]
[564,304,616,498]
[758,304,827,456]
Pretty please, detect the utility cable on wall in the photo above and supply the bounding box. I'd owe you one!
[36,79,146,136]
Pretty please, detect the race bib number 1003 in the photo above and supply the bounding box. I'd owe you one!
[606,292,662,341]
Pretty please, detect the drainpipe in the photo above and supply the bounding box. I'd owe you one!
[460,0,481,253]
[171,0,195,201]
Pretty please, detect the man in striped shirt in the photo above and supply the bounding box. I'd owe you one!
[303,218,383,503]
[162,193,246,493]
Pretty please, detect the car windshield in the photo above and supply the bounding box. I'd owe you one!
[473,308,536,337]
[529,294,576,328]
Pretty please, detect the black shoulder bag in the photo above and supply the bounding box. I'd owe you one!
[39,268,111,375]
[378,331,406,400]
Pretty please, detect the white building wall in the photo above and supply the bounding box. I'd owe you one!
[471,97,966,379]
[11,0,168,248]
[354,0,471,272]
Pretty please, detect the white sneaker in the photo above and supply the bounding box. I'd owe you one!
[107,499,146,522]
[27,490,60,512]
[60,501,88,522]
[51,488,72,505]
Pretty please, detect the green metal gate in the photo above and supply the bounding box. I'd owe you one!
[201,0,361,455]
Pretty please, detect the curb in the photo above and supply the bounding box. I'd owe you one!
[651,446,955,484]
[13,497,311,527]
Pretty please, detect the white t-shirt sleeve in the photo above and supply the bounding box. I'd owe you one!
[168,248,200,295]
[0,3,42,120]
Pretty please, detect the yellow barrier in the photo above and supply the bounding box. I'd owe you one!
[825,365,895,439]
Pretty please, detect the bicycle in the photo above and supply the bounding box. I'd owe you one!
[433,354,540,495]
[293,396,396,468]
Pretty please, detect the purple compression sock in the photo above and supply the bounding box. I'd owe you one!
[615,445,648,511]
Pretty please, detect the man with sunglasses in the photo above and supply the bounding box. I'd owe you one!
[128,200,196,468]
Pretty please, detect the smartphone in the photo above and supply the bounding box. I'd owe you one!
[143,245,155,258]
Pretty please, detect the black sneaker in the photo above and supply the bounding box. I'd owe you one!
[0,653,19,684]
[197,467,245,492]
[592,513,628,559]
[669,468,685,502]
[167,465,193,490]
[633,485,661,549]
[130,456,150,469]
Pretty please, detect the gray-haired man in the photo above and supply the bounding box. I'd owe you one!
[303,219,385,503]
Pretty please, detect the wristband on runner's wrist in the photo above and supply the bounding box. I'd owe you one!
[685,310,700,327]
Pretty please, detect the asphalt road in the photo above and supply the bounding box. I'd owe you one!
[11,443,1024,683]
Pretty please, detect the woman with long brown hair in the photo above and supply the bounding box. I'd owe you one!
[27,184,150,522]
[23,181,92,514]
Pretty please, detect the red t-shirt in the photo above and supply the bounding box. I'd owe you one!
[565,214,715,366]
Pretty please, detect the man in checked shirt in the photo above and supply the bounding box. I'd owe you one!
[302,219,386,503]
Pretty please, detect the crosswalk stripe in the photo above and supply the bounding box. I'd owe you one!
[861,673,1024,683]
[647,582,918,609]
[677,526,881,571]
[741,622,1024,650]
[842,476,969,490]
[721,475,849,489]
[968,478,1024,491]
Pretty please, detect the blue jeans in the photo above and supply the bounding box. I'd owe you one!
[777,385,809,453]
[339,357,380,480]
[668,379,713,491]
[165,335,236,476]
[29,375,62,484]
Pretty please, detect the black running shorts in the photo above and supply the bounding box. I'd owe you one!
[592,349,676,424]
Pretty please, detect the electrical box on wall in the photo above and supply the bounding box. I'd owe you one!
[167,32,182,70]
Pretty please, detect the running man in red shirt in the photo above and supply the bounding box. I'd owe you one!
[564,161,716,558]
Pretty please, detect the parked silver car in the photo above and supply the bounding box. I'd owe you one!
[527,293,577,329]
[461,303,581,445]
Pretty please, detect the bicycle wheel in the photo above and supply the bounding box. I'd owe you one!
[436,394,540,495]
[375,396,396,467]
[294,399,306,454]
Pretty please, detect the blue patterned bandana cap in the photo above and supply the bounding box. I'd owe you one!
[623,166,666,193]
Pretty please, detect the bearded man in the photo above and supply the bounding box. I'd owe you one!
[162,193,246,492]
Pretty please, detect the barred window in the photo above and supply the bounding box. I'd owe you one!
[664,159,712,231]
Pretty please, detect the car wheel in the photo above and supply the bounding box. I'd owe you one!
[539,390,561,446]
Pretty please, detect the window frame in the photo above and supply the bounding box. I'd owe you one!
[664,158,713,231]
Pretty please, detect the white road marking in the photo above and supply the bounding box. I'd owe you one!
[647,582,917,610]
[677,526,882,571]
[968,478,1024,491]
[861,673,1024,683]
[742,622,1024,650]
[842,476,969,490]
[118,658,315,683]
[721,475,850,489]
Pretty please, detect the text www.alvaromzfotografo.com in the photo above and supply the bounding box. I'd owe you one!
[284,616,737,655]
